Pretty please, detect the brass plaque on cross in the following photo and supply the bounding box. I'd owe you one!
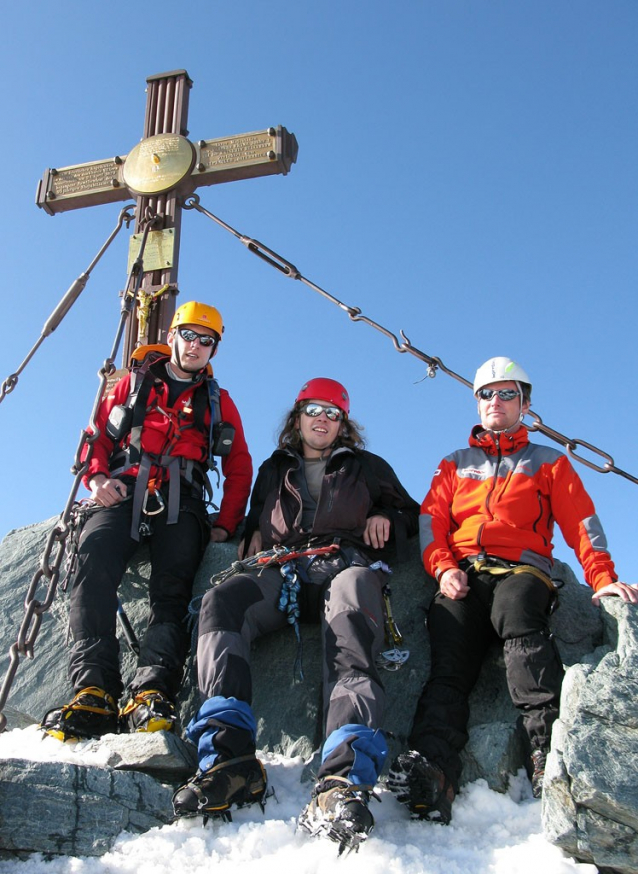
[127,228,176,274]
[37,157,126,212]
[194,127,297,185]
[123,134,196,196]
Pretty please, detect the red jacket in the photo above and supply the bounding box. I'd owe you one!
[420,424,617,592]
[83,359,252,536]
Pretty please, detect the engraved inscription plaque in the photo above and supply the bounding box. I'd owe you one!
[51,160,123,196]
[200,130,276,170]
[36,158,127,214]
[127,228,176,274]
[193,126,298,188]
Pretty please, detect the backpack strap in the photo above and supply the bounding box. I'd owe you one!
[127,367,159,467]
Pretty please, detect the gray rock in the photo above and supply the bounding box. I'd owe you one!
[0,516,614,859]
[0,757,173,857]
[542,597,638,874]
[78,730,197,781]
[461,722,526,793]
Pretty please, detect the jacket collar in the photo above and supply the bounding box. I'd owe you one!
[469,423,530,456]
[275,444,355,465]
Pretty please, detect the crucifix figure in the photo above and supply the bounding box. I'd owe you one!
[36,69,298,360]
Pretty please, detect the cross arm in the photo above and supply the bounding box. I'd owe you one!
[36,126,298,216]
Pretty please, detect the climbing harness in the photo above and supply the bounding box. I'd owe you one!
[182,193,638,488]
[0,206,161,731]
[187,541,342,679]
[187,542,407,675]
[471,556,556,594]
[467,555,560,615]
[105,343,233,540]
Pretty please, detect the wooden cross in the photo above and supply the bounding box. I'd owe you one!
[36,69,298,359]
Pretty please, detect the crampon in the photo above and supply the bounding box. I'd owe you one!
[172,755,269,823]
[298,776,378,855]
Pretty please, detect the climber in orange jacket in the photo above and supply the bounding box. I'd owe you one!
[388,356,636,824]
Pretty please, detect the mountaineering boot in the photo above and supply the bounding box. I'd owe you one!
[40,686,118,742]
[298,776,376,855]
[172,755,268,821]
[529,749,547,798]
[387,750,455,825]
[119,689,177,733]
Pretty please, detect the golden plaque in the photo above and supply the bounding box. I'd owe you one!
[127,228,176,274]
[122,133,196,195]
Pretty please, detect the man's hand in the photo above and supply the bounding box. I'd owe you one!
[363,515,391,550]
[210,527,229,543]
[592,580,638,605]
[238,530,262,560]
[439,567,470,600]
[90,475,127,507]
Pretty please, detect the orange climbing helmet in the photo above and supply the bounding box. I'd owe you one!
[170,301,224,339]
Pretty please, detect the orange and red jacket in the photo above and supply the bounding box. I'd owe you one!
[420,424,617,592]
[83,360,252,536]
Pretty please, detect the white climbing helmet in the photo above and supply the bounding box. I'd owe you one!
[473,357,532,396]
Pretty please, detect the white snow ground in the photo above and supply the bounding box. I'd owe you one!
[0,725,596,874]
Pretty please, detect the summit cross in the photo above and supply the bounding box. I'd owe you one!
[36,69,298,358]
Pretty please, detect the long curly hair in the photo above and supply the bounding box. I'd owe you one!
[277,403,366,451]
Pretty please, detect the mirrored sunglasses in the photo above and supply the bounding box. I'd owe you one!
[177,326,217,347]
[477,388,519,402]
[301,402,343,421]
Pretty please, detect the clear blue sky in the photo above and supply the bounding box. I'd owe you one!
[0,1,636,585]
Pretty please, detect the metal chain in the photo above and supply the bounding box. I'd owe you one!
[184,193,638,487]
[0,207,161,732]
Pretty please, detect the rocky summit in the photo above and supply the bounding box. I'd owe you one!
[0,516,636,870]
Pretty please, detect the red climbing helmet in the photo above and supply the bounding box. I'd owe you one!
[295,378,350,416]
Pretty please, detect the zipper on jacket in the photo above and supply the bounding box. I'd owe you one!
[478,437,503,549]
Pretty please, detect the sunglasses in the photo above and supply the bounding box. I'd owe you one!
[177,326,217,347]
[301,402,343,422]
[477,388,520,402]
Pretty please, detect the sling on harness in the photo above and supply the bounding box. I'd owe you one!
[278,557,304,679]
[104,345,235,540]
[470,555,559,613]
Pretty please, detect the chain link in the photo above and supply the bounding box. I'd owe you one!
[184,194,638,487]
[0,208,162,732]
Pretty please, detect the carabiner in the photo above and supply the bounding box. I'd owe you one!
[141,487,165,517]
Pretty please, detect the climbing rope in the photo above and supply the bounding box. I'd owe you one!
[183,193,638,487]
[0,207,162,732]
